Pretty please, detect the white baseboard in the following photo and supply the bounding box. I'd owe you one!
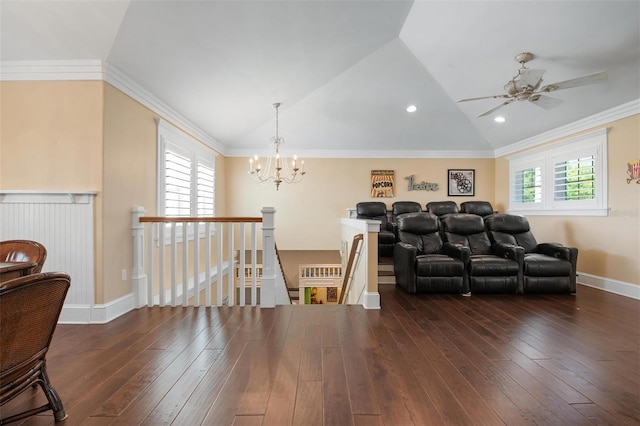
[59,293,135,324]
[363,291,381,310]
[578,272,640,300]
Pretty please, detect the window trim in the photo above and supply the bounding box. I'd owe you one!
[507,128,608,216]
[157,119,217,242]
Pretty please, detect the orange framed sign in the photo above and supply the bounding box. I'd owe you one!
[371,170,395,198]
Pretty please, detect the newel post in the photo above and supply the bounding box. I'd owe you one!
[131,207,147,308]
[261,207,276,308]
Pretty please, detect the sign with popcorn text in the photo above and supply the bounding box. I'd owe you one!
[371,170,395,198]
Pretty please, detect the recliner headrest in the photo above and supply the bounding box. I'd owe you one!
[356,201,387,218]
[426,201,458,216]
[441,213,485,235]
[396,212,439,234]
[485,214,530,233]
[392,201,422,217]
[460,201,494,216]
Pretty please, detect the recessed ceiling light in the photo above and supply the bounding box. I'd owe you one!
[406,105,417,113]
[494,116,506,123]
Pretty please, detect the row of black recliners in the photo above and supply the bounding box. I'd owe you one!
[356,201,577,295]
[356,200,494,258]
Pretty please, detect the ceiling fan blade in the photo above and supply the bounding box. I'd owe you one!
[456,94,510,103]
[539,71,607,92]
[529,94,563,109]
[518,69,545,88]
[478,99,515,117]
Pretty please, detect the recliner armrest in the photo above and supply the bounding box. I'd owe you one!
[535,243,574,262]
[492,243,524,294]
[442,242,470,263]
[536,243,578,293]
[442,243,471,294]
[491,242,524,262]
[393,242,418,294]
[388,222,399,239]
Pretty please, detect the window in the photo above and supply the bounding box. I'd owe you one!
[508,128,608,216]
[513,166,542,205]
[157,119,216,218]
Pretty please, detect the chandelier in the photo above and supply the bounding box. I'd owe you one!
[248,102,305,190]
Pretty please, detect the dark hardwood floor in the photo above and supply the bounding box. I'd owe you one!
[4,284,639,425]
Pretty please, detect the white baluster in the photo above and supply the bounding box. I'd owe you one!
[261,207,276,308]
[182,222,188,307]
[170,223,177,307]
[131,207,147,308]
[216,222,223,306]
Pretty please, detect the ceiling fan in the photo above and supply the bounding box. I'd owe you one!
[456,52,607,117]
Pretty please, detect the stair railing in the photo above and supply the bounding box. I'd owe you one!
[131,206,287,308]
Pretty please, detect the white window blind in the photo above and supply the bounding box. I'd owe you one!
[157,119,216,218]
[553,156,595,201]
[512,166,542,205]
[197,162,215,216]
[165,150,192,216]
[508,128,608,216]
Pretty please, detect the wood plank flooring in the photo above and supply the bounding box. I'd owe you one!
[3,284,638,425]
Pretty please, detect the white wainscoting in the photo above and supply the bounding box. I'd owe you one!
[0,190,97,322]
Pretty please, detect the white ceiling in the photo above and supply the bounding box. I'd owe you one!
[1,1,639,158]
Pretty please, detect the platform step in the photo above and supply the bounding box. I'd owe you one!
[378,274,396,284]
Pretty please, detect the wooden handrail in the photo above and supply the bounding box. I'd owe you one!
[140,217,262,223]
[339,233,363,304]
[274,244,292,303]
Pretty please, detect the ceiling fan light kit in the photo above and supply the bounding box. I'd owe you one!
[457,52,608,118]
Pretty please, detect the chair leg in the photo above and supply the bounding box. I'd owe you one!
[39,365,67,422]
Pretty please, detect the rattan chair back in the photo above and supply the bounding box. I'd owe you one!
[0,272,70,423]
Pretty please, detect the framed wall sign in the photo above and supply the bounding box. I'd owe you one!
[371,170,395,198]
[448,169,475,196]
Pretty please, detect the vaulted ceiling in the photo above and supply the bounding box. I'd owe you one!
[2,1,639,158]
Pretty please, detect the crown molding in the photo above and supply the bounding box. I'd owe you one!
[0,59,106,81]
[103,63,226,155]
[227,148,495,159]
[494,99,640,158]
[0,60,227,156]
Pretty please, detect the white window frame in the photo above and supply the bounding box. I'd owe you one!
[507,128,608,216]
[157,119,217,241]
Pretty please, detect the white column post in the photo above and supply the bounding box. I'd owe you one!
[260,207,276,308]
[131,207,147,308]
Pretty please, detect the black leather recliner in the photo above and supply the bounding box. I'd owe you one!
[389,201,422,239]
[485,214,577,294]
[460,201,494,217]
[426,201,458,217]
[356,202,396,258]
[441,214,523,294]
[393,213,466,294]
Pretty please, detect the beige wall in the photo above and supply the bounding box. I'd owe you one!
[102,83,158,302]
[495,115,640,286]
[0,81,104,190]
[0,80,105,297]
[102,83,226,302]
[226,157,495,250]
[1,80,224,304]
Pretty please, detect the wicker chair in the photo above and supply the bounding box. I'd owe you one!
[0,240,47,273]
[0,272,70,424]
